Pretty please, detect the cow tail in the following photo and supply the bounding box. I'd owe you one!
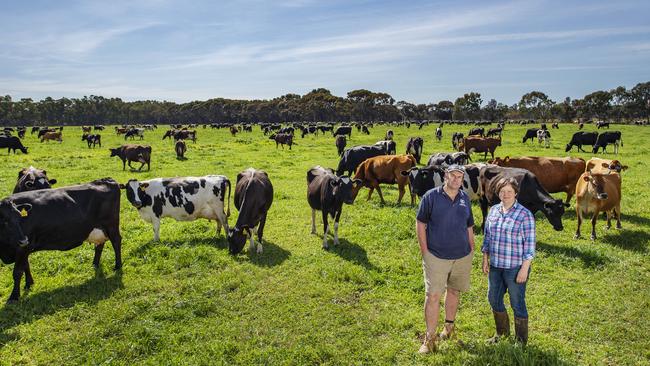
[226,179,231,217]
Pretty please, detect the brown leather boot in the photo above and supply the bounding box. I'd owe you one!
[418,332,438,354]
[487,311,510,343]
[514,317,528,345]
[439,321,455,340]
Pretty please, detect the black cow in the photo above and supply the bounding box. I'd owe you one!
[124,128,144,141]
[402,163,483,200]
[333,126,352,138]
[593,131,622,154]
[565,131,598,152]
[479,166,567,231]
[436,127,442,141]
[522,128,539,143]
[336,144,392,176]
[335,135,347,156]
[385,130,394,140]
[0,178,122,302]
[405,137,424,164]
[301,125,318,138]
[596,121,610,129]
[426,152,470,166]
[269,133,294,149]
[279,126,295,135]
[318,125,333,134]
[307,166,361,249]
[228,168,274,255]
[82,133,101,148]
[468,127,485,137]
[109,144,151,171]
[17,129,25,139]
[452,132,464,150]
[175,140,187,159]
[0,136,28,154]
[486,127,502,137]
[552,122,559,129]
[13,167,57,193]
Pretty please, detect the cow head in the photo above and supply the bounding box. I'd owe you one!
[120,180,150,209]
[15,167,57,193]
[401,166,444,197]
[602,160,627,173]
[109,147,121,157]
[332,176,362,205]
[565,143,573,153]
[582,173,609,200]
[542,199,566,231]
[0,200,31,249]
[227,227,249,254]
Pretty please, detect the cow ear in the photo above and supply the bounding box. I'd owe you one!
[17,169,26,179]
[48,179,57,185]
[329,180,341,188]
[118,183,126,189]
[140,183,149,189]
[621,165,628,171]
[13,203,32,216]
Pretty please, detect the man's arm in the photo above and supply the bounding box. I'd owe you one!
[467,226,475,252]
[416,220,428,255]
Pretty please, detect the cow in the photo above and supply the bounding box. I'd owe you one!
[37,128,56,139]
[403,163,484,201]
[82,133,101,148]
[40,131,62,143]
[486,127,502,137]
[279,126,294,135]
[318,125,333,134]
[109,144,151,171]
[307,166,361,249]
[352,154,417,205]
[479,165,566,231]
[336,144,394,176]
[575,171,621,240]
[452,132,464,150]
[17,129,25,139]
[522,128,539,143]
[121,176,230,242]
[163,129,196,143]
[385,130,394,140]
[459,136,501,160]
[269,133,294,149]
[488,156,586,204]
[537,129,551,148]
[82,126,92,133]
[124,128,145,141]
[405,137,424,164]
[0,136,28,154]
[95,125,105,131]
[592,131,622,154]
[565,131,598,152]
[552,122,559,129]
[115,127,127,135]
[374,140,397,155]
[435,127,442,141]
[361,125,370,135]
[540,123,547,130]
[426,152,470,166]
[335,135,347,156]
[468,127,485,137]
[13,167,57,193]
[230,126,239,136]
[30,126,40,135]
[586,157,627,174]
[0,178,122,303]
[227,168,273,255]
[333,126,352,138]
[596,121,610,129]
[301,125,318,138]
[578,123,584,130]
[175,140,187,159]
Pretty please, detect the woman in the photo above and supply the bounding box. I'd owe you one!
[481,177,535,345]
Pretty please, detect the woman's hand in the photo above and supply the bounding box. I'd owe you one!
[482,254,489,275]
[516,267,528,283]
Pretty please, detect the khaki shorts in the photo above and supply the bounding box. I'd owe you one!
[422,250,473,295]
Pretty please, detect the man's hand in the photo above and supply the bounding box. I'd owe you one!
[482,254,490,275]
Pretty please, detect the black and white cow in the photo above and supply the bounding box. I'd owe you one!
[468,127,485,137]
[426,152,470,166]
[592,131,623,154]
[124,128,145,141]
[402,163,484,200]
[374,140,397,155]
[13,166,57,193]
[405,137,424,164]
[537,129,551,148]
[486,127,502,137]
[228,168,274,255]
[436,127,442,141]
[336,144,393,176]
[307,166,361,249]
[565,131,598,152]
[82,133,101,148]
[452,132,464,150]
[522,128,539,143]
[0,178,122,303]
[596,121,610,129]
[385,130,394,140]
[121,176,231,241]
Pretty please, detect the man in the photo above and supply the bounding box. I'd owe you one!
[416,164,475,353]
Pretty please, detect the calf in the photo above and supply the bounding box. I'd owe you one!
[82,133,101,148]
[336,144,393,176]
[405,137,424,164]
[592,131,622,154]
[109,144,151,171]
[13,167,57,193]
[565,131,598,152]
[121,176,230,242]
[269,133,294,149]
[0,178,122,302]
[522,128,539,143]
[307,166,361,249]
[228,168,273,254]
[486,127,502,137]
[175,140,187,159]
[575,172,621,240]
[352,154,417,205]
[0,136,28,154]
[40,131,62,143]
[335,135,346,156]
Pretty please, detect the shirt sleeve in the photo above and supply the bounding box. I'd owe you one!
[416,192,431,223]
[521,208,536,260]
[481,205,493,253]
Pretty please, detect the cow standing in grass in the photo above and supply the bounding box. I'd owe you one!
[335,135,346,156]
[175,140,187,159]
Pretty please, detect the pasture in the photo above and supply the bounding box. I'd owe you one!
[0,123,649,365]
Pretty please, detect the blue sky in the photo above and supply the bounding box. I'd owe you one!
[2,0,649,104]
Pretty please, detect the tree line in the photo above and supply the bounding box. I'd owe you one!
[1,82,648,126]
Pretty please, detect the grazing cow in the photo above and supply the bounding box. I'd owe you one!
[403,163,484,200]
[578,123,584,130]
[479,166,566,231]
[592,131,622,154]
[575,172,621,240]
[30,126,39,135]
[307,166,361,249]
[536,129,551,148]
[435,127,442,141]
[522,128,539,143]
[405,137,424,164]
[452,132,464,150]
[95,125,105,131]
[13,167,57,193]
[385,130,394,140]
[0,136,28,154]
[596,121,610,129]
[163,129,197,143]
[301,125,318,138]
[565,131,598,152]
[230,126,239,136]
[124,128,145,141]
[82,126,92,133]
[115,127,127,135]
[468,127,485,137]
[552,122,559,129]
[109,144,151,171]
[121,176,230,242]
[459,136,501,160]
[37,128,56,139]
[361,125,370,135]
[426,152,470,166]
[82,133,101,148]
[352,154,417,205]
[40,131,62,143]
[228,168,274,254]
[333,126,352,138]
[0,178,122,302]
[335,135,347,156]
[318,125,333,134]
[175,140,187,159]
[486,127,502,137]
[336,144,394,176]
[488,156,586,204]
[540,123,547,130]
[586,157,627,174]
[269,133,294,149]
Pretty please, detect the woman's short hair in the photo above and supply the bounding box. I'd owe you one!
[495,177,519,195]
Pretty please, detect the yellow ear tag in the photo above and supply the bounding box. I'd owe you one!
[139,186,146,191]
[20,208,28,217]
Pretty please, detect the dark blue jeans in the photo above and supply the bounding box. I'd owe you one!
[488,265,529,318]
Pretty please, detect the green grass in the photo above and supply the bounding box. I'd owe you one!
[0,123,649,365]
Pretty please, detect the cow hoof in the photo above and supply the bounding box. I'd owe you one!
[590,235,596,241]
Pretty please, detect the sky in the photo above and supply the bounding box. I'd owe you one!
[1,0,649,105]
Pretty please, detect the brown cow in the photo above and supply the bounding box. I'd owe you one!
[109,144,152,171]
[575,171,622,240]
[82,126,92,133]
[40,131,62,143]
[352,154,416,205]
[585,157,628,174]
[115,127,127,135]
[458,136,501,159]
[489,156,585,204]
[230,126,239,136]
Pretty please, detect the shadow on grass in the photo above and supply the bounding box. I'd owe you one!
[130,236,228,256]
[329,238,378,271]
[0,269,123,346]
[536,241,610,269]
[241,239,291,268]
[456,339,569,366]
[600,229,649,253]
[621,213,650,226]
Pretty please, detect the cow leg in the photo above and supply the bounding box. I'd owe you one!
[138,161,145,171]
[106,225,123,270]
[375,185,386,205]
[578,145,585,153]
[615,204,622,229]
[605,210,613,230]
[590,212,598,241]
[367,187,374,200]
[311,209,317,234]
[333,210,342,246]
[397,183,405,204]
[9,250,28,303]
[248,228,258,254]
[122,159,127,170]
[257,213,268,245]
[216,209,229,236]
[480,197,489,232]
[322,211,330,250]
[152,219,161,241]
[24,256,34,290]
[93,243,105,268]
[574,208,582,239]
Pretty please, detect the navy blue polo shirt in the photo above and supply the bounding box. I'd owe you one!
[416,186,474,259]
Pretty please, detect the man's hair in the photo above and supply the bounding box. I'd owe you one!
[495,177,519,195]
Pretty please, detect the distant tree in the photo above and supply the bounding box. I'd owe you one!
[583,90,612,121]
[453,92,482,120]
[551,97,576,122]
[630,81,650,122]
[519,91,554,122]
[434,100,454,120]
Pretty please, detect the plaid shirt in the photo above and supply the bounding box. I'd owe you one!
[481,201,536,269]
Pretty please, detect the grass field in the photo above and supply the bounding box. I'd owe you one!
[0,123,649,365]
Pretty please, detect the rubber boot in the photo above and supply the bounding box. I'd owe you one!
[514,316,528,345]
[439,321,455,340]
[487,311,510,343]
